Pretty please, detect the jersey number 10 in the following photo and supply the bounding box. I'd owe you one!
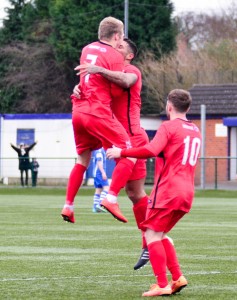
[182,136,201,166]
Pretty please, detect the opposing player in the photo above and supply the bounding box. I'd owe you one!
[107,89,201,296]
[92,147,108,213]
[61,17,137,224]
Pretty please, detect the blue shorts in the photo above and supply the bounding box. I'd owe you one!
[94,176,109,188]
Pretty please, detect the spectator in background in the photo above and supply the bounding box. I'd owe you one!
[92,148,108,213]
[31,157,40,187]
[10,141,37,187]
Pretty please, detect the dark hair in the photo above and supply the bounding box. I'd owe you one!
[167,89,192,113]
[124,37,138,59]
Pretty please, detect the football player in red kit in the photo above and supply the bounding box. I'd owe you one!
[61,17,137,224]
[75,38,151,269]
[107,89,201,297]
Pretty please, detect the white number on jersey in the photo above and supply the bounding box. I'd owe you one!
[85,54,98,83]
[182,136,201,166]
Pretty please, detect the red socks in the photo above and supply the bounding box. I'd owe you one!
[133,195,148,229]
[148,241,168,288]
[141,232,147,249]
[147,238,182,287]
[65,164,87,205]
[109,158,135,196]
[133,196,148,249]
[162,238,182,281]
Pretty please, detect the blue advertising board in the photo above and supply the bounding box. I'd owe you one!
[16,129,35,146]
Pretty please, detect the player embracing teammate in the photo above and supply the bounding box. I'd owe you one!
[61,15,201,298]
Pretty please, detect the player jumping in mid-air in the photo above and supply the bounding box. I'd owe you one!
[75,38,151,269]
[61,17,136,224]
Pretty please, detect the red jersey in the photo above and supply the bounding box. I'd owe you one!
[111,64,142,135]
[121,118,201,212]
[72,41,125,117]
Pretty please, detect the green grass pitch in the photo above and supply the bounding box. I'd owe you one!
[0,187,236,299]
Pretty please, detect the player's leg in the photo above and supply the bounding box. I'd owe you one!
[142,229,171,297]
[100,185,109,202]
[95,181,109,213]
[141,209,187,296]
[127,178,175,271]
[125,177,149,270]
[61,113,101,223]
[86,117,136,222]
[61,150,91,223]
[100,157,136,222]
[92,186,102,212]
[161,211,188,294]
[124,153,149,269]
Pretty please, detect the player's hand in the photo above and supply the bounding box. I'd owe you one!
[72,84,81,99]
[106,146,122,159]
[74,62,102,76]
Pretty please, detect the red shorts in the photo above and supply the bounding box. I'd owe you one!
[128,128,149,181]
[72,112,131,154]
[140,208,186,233]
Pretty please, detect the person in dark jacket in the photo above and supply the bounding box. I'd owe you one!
[10,141,37,187]
[31,158,40,187]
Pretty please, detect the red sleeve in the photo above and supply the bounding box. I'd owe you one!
[121,147,154,158]
[121,123,169,158]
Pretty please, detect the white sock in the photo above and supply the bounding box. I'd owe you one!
[64,204,74,211]
[99,190,108,203]
[93,194,100,206]
[106,194,117,203]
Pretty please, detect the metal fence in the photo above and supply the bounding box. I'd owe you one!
[146,157,237,190]
[0,157,236,190]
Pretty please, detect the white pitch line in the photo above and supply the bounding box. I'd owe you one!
[1,270,237,282]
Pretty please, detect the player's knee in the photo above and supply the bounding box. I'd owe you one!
[125,186,142,203]
[125,185,135,198]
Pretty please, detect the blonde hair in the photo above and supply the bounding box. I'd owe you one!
[98,16,124,41]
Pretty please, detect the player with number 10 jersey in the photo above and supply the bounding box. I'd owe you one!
[119,118,201,212]
[144,119,201,212]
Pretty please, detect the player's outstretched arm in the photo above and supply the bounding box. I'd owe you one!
[107,145,155,160]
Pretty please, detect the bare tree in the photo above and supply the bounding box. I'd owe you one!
[0,42,72,113]
[176,1,237,49]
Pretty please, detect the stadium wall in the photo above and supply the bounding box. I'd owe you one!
[0,114,161,185]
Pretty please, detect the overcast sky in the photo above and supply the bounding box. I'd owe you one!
[172,0,234,15]
[0,0,235,26]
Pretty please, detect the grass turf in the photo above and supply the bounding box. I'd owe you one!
[0,187,236,299]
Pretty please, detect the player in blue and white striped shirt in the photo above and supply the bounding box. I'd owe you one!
[92,148,109,213]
